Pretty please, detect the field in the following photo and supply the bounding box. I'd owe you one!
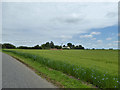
[3,49,119,88]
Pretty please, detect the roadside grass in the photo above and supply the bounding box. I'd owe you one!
[2,49,119,88]
[3,50,93,88]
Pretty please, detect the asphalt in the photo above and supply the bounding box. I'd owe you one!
[2,52,57,88]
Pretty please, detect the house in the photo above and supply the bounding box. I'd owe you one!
[62,46,70,49]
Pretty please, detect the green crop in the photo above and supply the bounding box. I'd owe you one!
[3,49,119,88]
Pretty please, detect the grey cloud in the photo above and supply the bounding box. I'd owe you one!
[106,12,117,18]
[62,17,82,24]
[53,15,84,24]
[2,2,118,48]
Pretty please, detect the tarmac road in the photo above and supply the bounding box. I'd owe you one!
[2,52,56,88]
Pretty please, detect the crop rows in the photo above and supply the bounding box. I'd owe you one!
[3,50,119,88]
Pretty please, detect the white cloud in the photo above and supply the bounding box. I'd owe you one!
[80,34,93,38]
[106,37,112,40]
[60,35,72,39]
[97,40,102,43]
[92,38,96,40]
[71,13,80,18]
[79,31,101,39]
[2,0,118,2]
[113,41,120,43]
[107,43,112,46]
[54,35,72,42]
[107,43,118,48]
[2,2,118,46]
[55,13,84,24]
[91,32,101,35]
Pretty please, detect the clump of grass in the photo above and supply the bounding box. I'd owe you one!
[3,50,119,88]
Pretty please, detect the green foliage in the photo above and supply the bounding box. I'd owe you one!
[3,51,92,88]
[17,46,29,49]
[3,49,119,88]
[67,43,72,49]
[41,41,55,49]
[33,45,42,49]
[50,41,54,48]
[54,45,62,49]
[2,43,16,49]
[67,43,84,49]
[2,42,85,50]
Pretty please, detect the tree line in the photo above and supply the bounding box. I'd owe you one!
[1,41,85,50]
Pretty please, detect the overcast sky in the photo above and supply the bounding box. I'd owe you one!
[2,2,118,49]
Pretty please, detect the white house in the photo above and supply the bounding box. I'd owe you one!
[62,46,70,49]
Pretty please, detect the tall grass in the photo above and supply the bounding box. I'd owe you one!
[3,50,119,88]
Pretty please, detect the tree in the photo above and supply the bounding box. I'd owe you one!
[45,42,50,49]
[72,45,75,49]
[54,45,62,49]
[75,45,79,49]
[74,45,84,49]
[41,42,50,49]
[92,48,95,50]
[63,45,66,47]
[67,43,72,49]
[17,46,28,49]
[109,48,113,50]
[41,44,46,49]
[50,41,54,48]
[33,45,42,49]
[2,43,16,49]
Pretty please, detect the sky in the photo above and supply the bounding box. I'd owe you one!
[2,2,118,49]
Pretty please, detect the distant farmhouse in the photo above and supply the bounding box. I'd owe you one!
[62,46,70,49]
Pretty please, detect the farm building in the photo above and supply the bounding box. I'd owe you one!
[62,46,70,49]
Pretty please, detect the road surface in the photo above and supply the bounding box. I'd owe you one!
[2,52,56,88]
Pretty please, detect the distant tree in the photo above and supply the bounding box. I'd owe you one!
[75,45,79,49]
[41,41,55,49]
[17,46,28,49]
[2,43,16,49]
[74,45,84,49]
[67,43,72,49]
[33,45,42,49]
[50,41,54,48]
[102,48,105,50]
[63,45,66,47]
[92,48,95,50]
[41,44,46,49]
[109,48,113,50]
[78,45,82,48]
[45,42,50,49]
[81,46,84,49]
[41,42,50,49]
[54,45,62,49]
[72,45,75,49]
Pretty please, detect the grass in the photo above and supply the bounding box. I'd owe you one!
[3,50,92,88]
[3,49,119,88]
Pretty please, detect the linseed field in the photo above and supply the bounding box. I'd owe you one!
[3,49,119,88]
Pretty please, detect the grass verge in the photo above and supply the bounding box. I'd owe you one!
[3,51,94,88]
